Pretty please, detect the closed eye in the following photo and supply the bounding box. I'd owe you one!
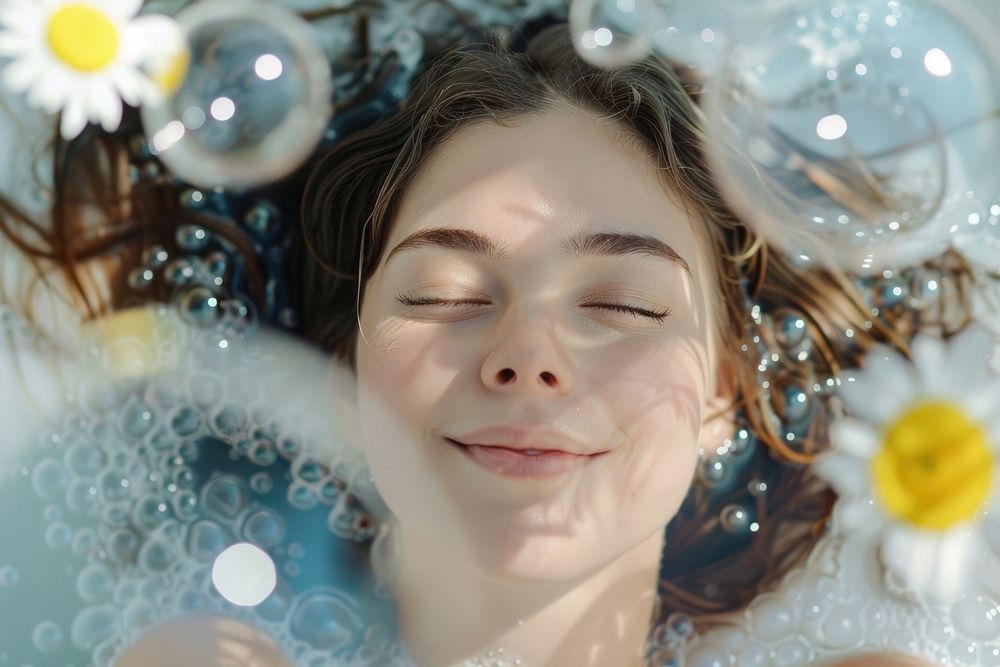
[394,295,672,323]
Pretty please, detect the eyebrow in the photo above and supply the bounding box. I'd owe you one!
[384,226,690,274]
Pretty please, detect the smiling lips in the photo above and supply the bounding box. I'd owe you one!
[445,437,607,479]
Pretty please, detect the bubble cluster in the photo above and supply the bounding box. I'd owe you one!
[5,319,390,666]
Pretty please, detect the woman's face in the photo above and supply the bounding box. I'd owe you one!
[353,106,728,581]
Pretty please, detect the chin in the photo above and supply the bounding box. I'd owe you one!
[463,532,619,584]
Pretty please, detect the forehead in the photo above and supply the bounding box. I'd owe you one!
[385,108,703,267]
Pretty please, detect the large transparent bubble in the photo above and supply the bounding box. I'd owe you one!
[703,0,1000,275]
[140,0,333,190]
[568,0,661,67]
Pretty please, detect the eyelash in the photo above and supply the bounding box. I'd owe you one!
[394,295,672,322]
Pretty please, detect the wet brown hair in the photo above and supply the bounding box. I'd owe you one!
[0,17,977,639]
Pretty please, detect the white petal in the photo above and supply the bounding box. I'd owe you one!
[2,56,39,92]
[882,523,986,605]
[838,364,912,424]
[985,551,1000,600]
[967,379,1000,425]
[0,33,29,56]
[983,491,1000,554]
[944,324,994,386]
[25,65,71,113]
[834,495,883,537]
[829,416,880,459]
[125,15,184,63]
[910,332,960,400]
[107,64,144,106]
[59,96,88,140]
[813,452,870,497]
[81,78,122,132]
[0,4,31,30]
[104,0,143,19]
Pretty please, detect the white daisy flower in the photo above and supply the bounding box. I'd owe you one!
[815,324,1000,605]
[0,0,188,141]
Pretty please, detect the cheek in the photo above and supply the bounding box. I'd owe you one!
[354,324,457,517]
[594,342,707,524]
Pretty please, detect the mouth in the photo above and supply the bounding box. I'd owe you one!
[445,437,607,479]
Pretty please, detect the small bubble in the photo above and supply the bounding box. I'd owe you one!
[45,521,73,549]
[176,224,211,252]
[0,565,19,586]
[32,458,70,500]
[250,472,274,494]
[32,620,64,652]
[720,504,750,533]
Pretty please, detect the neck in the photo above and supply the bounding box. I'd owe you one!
[388,526,664,667]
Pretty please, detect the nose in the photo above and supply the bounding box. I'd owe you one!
[480,320,575,395]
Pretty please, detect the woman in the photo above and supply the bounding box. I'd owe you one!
[0,14,963,667]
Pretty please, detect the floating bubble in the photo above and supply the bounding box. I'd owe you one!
[289,590,363,650]
[249,439,278,466]
[187,520,232,564]
[64,443,106,477]
[177,285,223,328]
[44,521,72,549]
[203,475,249,518]
[138,538,177,572]
[122,598,157,632]
[72,528,99,556]
[569,0,659,67]
[0,565,19,586]
[32,620,64,653]
[140,0,333,189]
[243,201,282,237]
[704,0,1000,275]
[70,604,119,650]
[212,405,247,436]
[288,482,317,510]
[32,458,70,500]
[250,472,274,494]
[109,529,141,564]
[169,406,203,437]
[175,224,211,252]
[243,507,286,548]
[173,490,198,517]
[132,496,172,531]
[721,504,751,533]
[77,563,115,603]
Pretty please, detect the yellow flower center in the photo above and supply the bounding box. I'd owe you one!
[872,401,994,530]
[46,4,120,72]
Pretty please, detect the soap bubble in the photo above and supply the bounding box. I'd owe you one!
[704,0,1000,275]
[568,0,660,67]
[140,0,333,190]
[649,0,746,73]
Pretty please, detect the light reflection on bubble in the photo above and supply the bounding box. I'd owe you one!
[211,542,277,606]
